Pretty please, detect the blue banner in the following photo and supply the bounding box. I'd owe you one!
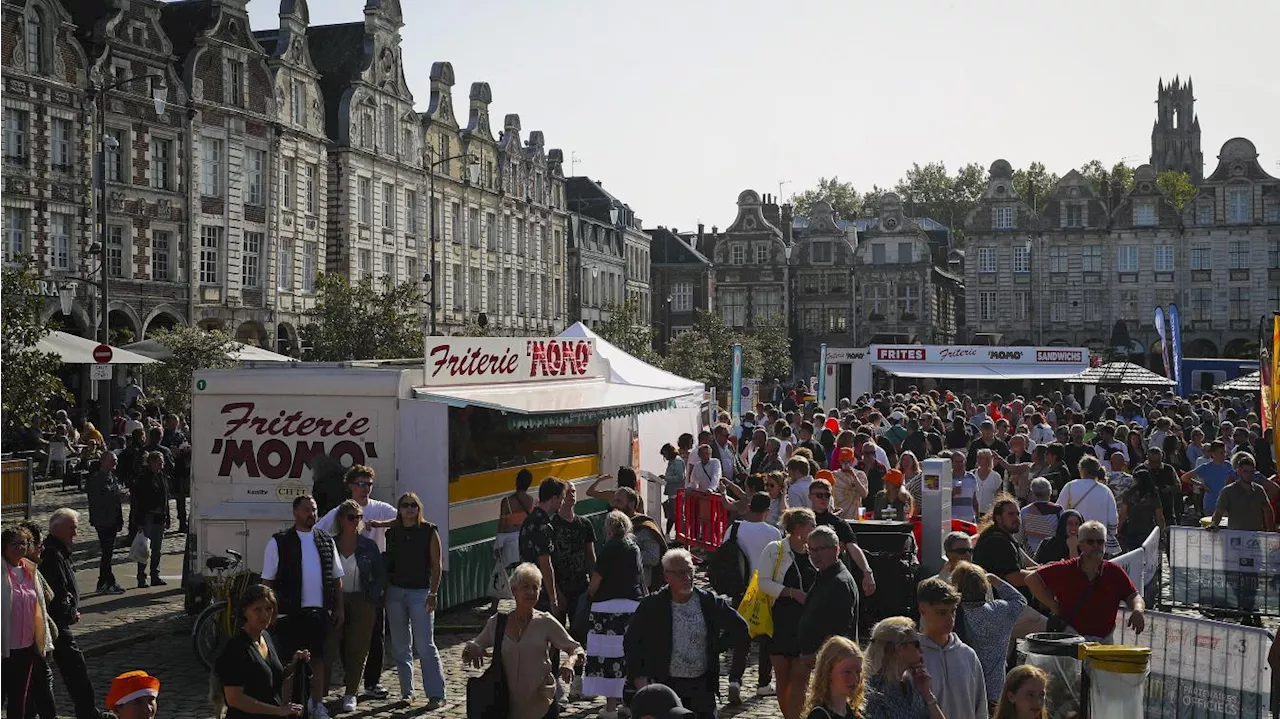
[816,343,827,409]
[1154,306,1171,380]
[1169,303,1184,395]
[729,343,743,419]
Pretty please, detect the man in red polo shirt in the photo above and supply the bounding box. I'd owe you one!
[1025,520,1146,641]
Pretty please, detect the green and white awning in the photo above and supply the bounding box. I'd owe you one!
[412,379,683,428]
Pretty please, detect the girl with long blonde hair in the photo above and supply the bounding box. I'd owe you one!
[993,665,1049,719]
[802,636,866,718]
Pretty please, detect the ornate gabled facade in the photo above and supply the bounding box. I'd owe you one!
[789,200,857,370]
[648,224,713,354]
[855,192,961,346]
[252,0,326,356]
[707,190,791,336]
[161,0,276,346]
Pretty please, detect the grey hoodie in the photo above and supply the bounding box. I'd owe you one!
[920,631,987,719]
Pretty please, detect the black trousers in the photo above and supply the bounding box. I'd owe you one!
[728,633,772,687]
[363,603,385,689]
[95,525,118,588]
[661,675,718,719]
[51,629,98,719]
[2,644,56,719]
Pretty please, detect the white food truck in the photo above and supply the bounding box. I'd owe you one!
[184,335,699,610]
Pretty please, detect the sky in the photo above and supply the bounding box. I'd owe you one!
[246,0,1279,231]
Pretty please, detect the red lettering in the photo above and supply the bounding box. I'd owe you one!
[219,402,371,438]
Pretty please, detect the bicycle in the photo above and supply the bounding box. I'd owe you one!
[191,549,255,670]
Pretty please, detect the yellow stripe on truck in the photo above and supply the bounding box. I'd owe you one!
[447,454,600,503]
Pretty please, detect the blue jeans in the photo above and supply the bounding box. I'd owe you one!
[384,585,445,699]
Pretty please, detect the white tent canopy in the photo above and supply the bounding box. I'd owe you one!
[35,331,158,365]
[124,338,296,363]
[557,322,703,394]
[1065,362,1177,386]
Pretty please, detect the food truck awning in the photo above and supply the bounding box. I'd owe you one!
[877,363,1086,381]
[412,379,687,429]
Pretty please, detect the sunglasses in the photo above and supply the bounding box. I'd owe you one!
[343,514,363,522]
[947,546,973,555]
[350,481,374,488]
[664,569,695,580]
[810,492,831,499]
[399,503,419,509]
[810,544,838,552]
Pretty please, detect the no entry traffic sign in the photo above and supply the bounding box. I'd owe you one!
[93,344,113,363]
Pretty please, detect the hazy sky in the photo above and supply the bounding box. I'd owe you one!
[246,0,1279,231]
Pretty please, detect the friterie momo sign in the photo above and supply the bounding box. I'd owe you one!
[422,337,607,386]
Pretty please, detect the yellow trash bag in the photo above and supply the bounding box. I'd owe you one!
[738,541,784,638]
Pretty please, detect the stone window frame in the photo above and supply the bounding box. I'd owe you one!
[150,222,180,283]
[1132,199,1157,227]
[976,246,996,274]
[24,3,51,76]
[978,290,998,322]
[242,231,263,288]
[245,145,267,206]
[1116,245,1139,274]
[1225,185,1250,224]
[48,209,74,271]
[48,110,75,174]
[148,130,178,191]
[1153,244,1175,273]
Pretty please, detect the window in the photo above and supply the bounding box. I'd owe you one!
[454,264,465,309]
[290,80,305,127]
[1229,240,1249,269]
[302,242,317,292]
[469,267,481,310]
[305,164,317,213]
[1190,244,1212,270]
[487,270,498,313]
[1049,246,1069,273]
[894,242,911,264]
[555,230,562,266]
[381,183,395,228]
[358,177,372,224]
[803,309,820,333]
[1083,300,1101,322]
[1268,204,1280,223]
[486,212,497,250]
[977,247,996,273]
[51,118,72,171]
[865,284,886,315]
[1197,204,1213,225]
[50,213,71,270]
[811,241,832,263]
[1118,290,1139,321]
[1228,287,1250,321]
[452,203,463,244]
[555,278,562,316]
[358,249,371,278]
[826,309,847,333]
[1227,187,1249,223]
[107,126,131,182]
[201,138,222,196]
[1133,199,1156,226]
[246,148,265,205]
[406,257,417,286]
[1081,245,1102,272]
[4,109,28,164]
[897,284,919,315]
[1117,245,1139,273]
[107,225,126,278]
[752,288,783,320]
[1271,285,1280,313]
[360,108,373,147]
[993,206,1014,229]
[1065,204,1084,228]
[871,244,886,265]
[402,128,414,160]
[438,134,451,173]
[731,245,745,265]
[1050,301,1068,323]
[671,281,693,312]
[469,208,480,247]
[281,158,294,209]
[1188,288,1212,322]
[278,239,293,290]
[405,190,418,234]
[26,9,46,73]
[4,207,27,260]
[979,291,998,321]
[433,199,443,240]
[242,232,261,288]
[1012,290,1028,321]
[151,230,171,281]
[227,60,244,105]
[382,105,396,154]
[1012,245,1029,273]
[1270,239,1279,269]
[199,226,220,284]
[719,288,747,327]
[382,252,395,283]
[516,270,525,313]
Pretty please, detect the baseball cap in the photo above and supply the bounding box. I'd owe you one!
[631,684,695,719]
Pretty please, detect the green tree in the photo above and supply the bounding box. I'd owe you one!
[662,310,743,390]
[743,313,792,382]
[302,273,425,361]
[860,184,890,215]
[1,259,69,433]
[1079,160,1136,196]
[1012,161,1060,209]
[789,176,864,219]
[1156,170,1198,209]
[139,326,237,416]
[894,161,987,237]
[597,297,662,365]
[458,320,495,337]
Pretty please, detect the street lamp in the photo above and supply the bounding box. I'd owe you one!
[425,148,481,336]
[664,293,673,351]
[57,281,76,316]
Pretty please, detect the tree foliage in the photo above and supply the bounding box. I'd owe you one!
[789,176,864,219]
[458,320,496,337]
[596,297,662,366]
[894,161,987,236]
[659,310,793,390]
[744,313,791,382]
[1156,170,1198,209]
[1,259,69,433]
[302,273,425,361]
[1012,161,1060,208]
[139,326,237,417]
[1079,160,1136,197]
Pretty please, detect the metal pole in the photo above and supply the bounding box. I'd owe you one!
[97,85,112,434]
[428,153,436,336]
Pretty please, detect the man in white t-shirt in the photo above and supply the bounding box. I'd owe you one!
[263,495,345,719]
[687,444,722,492]
[314,464,397,698]
[785,456,814,509]
[972,448,1004,518]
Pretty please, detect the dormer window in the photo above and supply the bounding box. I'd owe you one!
[730,245,745,265]
[993,206,1014,229]
[226,59,244,106]
[1197,203,1213,225]
[26,7,48,74]
[1227,187,1250,223]
[290,80,305,127]
[811,241,832,264]
[1064,204,1084,228]
[755,245,768,264]
[1133,199,1156,227]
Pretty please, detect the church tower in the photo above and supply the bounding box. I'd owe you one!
[1150,76,1204,182]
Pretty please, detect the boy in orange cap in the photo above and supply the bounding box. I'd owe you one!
[106,671,159,719]
[873,468,913,520]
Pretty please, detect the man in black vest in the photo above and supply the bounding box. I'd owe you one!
[263,495,344,719]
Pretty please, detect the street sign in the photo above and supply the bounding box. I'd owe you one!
[92,344,113,363]
[90,364,112,381]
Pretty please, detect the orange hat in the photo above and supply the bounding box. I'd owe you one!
[838,447,856,463]
[815,469,835,483]
[884,468,904,486]
[106,671,160,709]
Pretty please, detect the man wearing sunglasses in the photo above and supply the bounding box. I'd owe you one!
[1026,520,1145,641]
[936,531,975,583]
[315,465,398,699]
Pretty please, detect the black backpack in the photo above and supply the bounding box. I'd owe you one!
[707,520,749,598]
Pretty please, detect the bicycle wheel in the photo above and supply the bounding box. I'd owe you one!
[192,600,228,670]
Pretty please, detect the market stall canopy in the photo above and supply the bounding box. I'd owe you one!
[557,322,703,394]
[1214,371,1260,392]
[124,339,296,362]
[35,331,158,365]
[1065,362,1177,386]
[869,344,1091,381]
[413,378,687,429]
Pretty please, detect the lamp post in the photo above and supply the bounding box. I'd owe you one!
[424,147,480,336]
[664,293,672,352]
[93,73,166,432]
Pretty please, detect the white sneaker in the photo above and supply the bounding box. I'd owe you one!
[756,684,777,697]
[727,681,742,704]
[341,695,357,712]
[311,702,331,719]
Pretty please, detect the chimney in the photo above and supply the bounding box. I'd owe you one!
[781,204,794,243]
[762,193,782,228]
[697,223,705,247]
[1110,177,1125,212]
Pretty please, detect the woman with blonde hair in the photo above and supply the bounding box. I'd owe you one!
[898,451,925,517]
[802,635,866,719]
[992,665,1048,719]
[583,510,643,719]
[863,616,943,719]
[322,499,385,712]
[758,507,817,719]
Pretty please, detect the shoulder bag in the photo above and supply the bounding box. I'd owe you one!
[1045,570,1100,633]
[466,613,510,719]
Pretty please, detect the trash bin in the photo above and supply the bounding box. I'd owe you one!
[1018,632,1089,719]
[1080,644,1151,719]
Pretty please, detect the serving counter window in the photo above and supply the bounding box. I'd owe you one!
[448,405,600,481]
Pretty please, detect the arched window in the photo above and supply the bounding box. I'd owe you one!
[26,7,46,74]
